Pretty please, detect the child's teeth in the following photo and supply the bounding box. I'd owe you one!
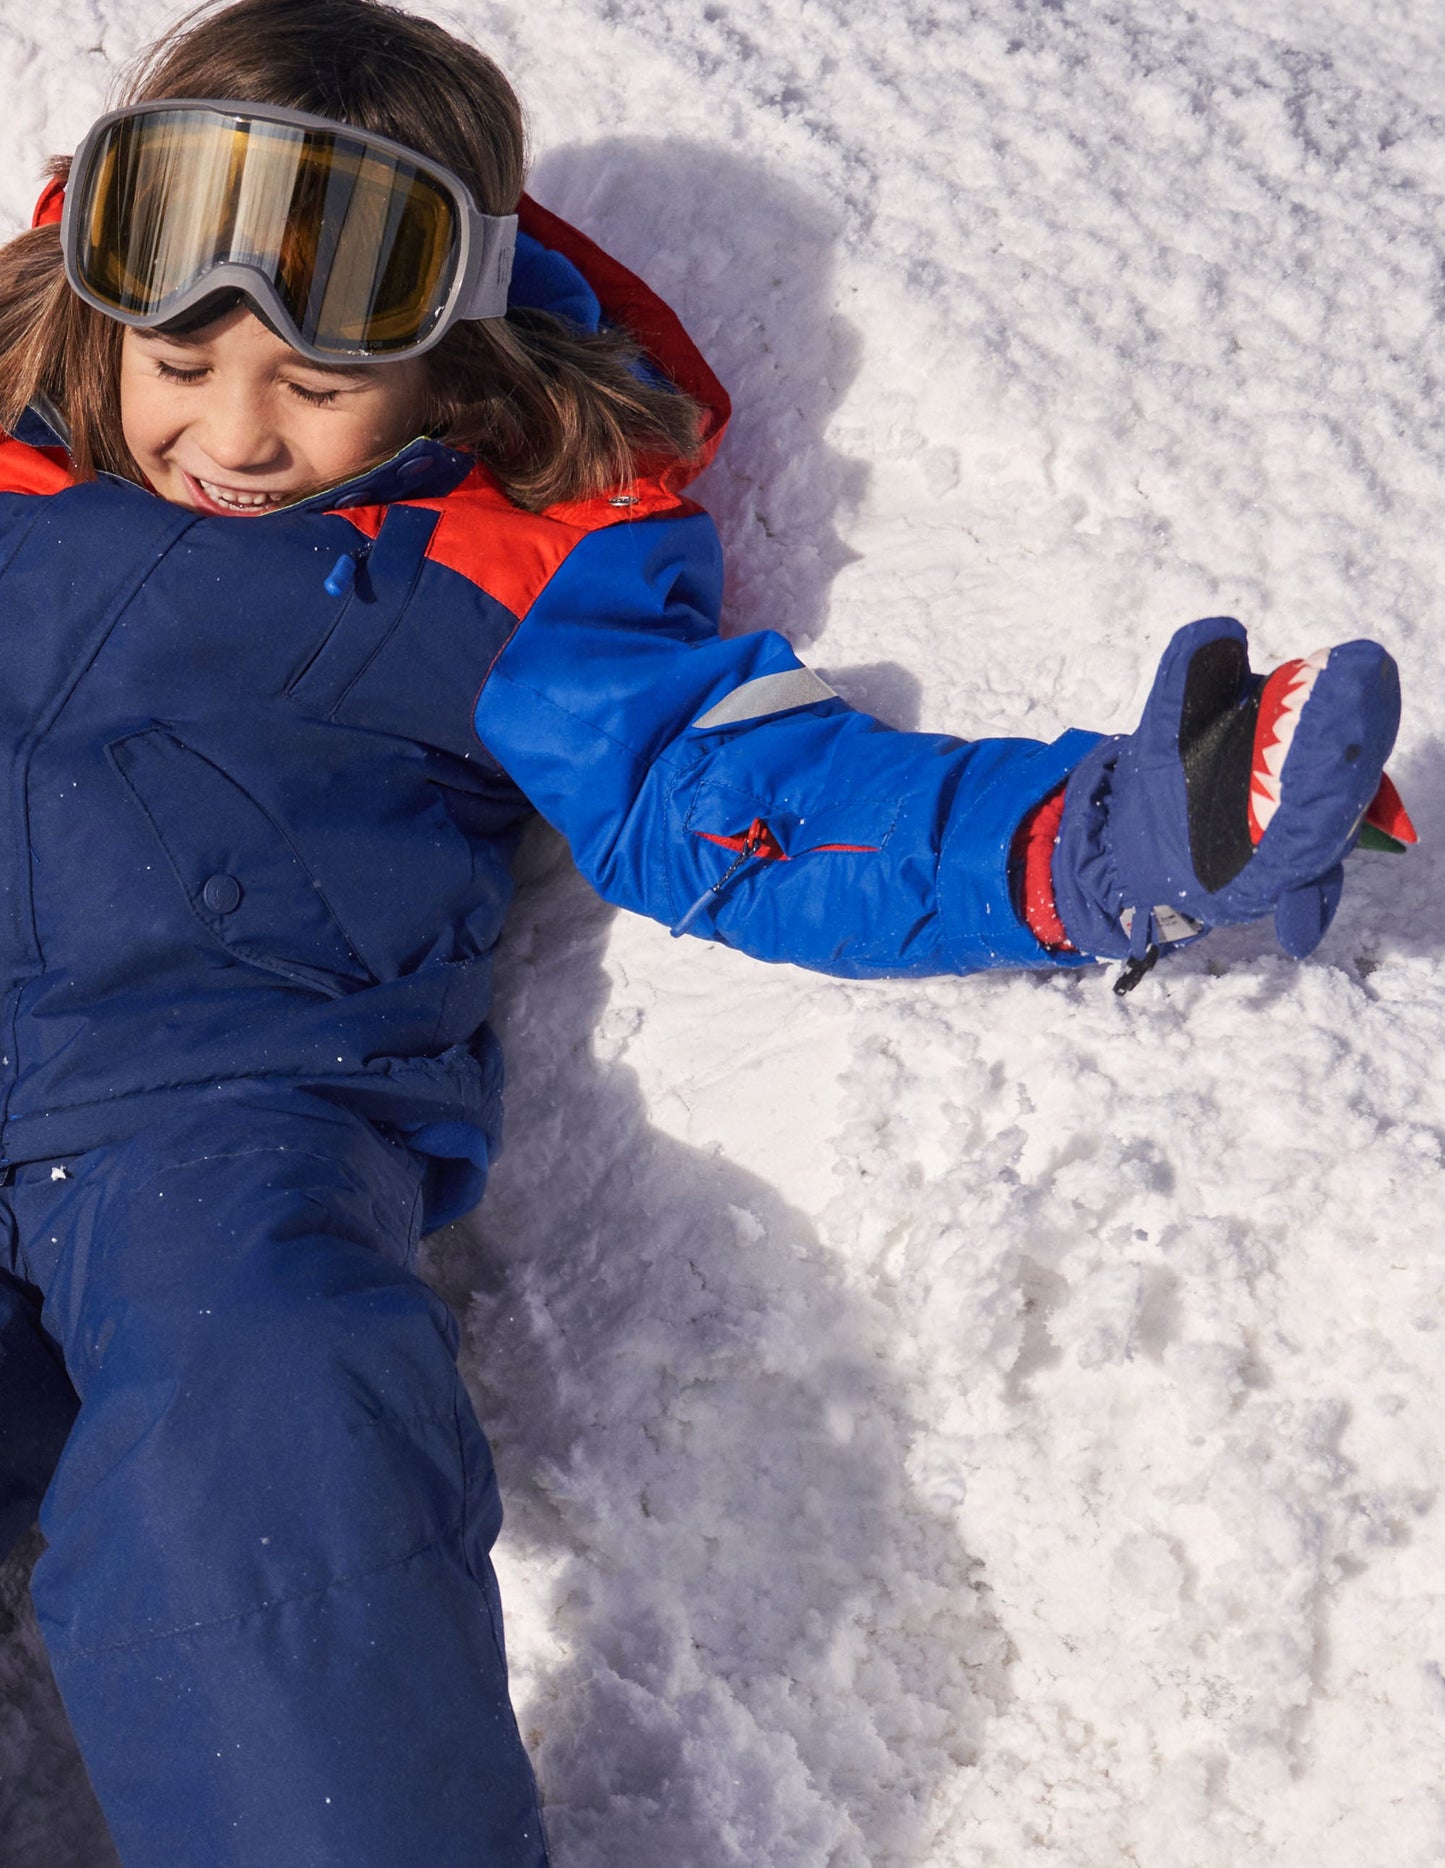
[198,479,284,509]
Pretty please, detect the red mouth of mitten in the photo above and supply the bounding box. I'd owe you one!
[1250,653,1417,851]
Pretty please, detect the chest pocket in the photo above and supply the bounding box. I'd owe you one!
[286,504,441,718]
[108,726,372,997]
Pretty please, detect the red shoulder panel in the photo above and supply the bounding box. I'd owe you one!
[0,434,76,495]
[331,462,699,619]
[331,470,590,618]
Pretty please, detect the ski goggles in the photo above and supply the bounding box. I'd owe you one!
[61,99,518,363]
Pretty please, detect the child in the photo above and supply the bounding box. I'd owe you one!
[0,0,1406,1862]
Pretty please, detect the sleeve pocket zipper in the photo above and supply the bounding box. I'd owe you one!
[670,817,880,938]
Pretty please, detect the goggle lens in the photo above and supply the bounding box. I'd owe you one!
[74,109,461,355]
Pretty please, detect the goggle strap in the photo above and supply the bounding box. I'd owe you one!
[459,211,518,323]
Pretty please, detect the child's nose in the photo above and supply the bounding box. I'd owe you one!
[197,390,283,471]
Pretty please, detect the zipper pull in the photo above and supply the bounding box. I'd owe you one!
[1113,905,1160,996]
[671,819,775,938]
[1113,941,1160,995]
[324,550,361,598]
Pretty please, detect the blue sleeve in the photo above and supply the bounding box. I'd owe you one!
[472,512,1097,978]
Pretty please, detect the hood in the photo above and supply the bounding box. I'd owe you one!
[515,194,730,496]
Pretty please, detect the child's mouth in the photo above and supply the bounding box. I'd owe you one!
[182,470,291,515]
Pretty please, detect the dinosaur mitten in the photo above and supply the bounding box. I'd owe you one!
[1051,617,1405,988]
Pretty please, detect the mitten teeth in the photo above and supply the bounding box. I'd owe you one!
[1260,733,1290,780]
[1250,772,1281,836]
[1246,650,1329,844]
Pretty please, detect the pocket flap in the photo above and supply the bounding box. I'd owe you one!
[109,727,370,992]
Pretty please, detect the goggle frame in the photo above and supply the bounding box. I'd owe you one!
[61,98,518,364]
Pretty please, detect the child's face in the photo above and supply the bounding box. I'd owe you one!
[119,304,431,513]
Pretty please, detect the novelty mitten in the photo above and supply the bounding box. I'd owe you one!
[1049,616,1407,990]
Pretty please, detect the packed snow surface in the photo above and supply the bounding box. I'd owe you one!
[2,0,1444,1862]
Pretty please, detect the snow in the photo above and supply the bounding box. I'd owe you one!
[3,0,1444,1862]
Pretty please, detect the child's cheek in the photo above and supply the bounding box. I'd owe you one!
[118,370,169,476]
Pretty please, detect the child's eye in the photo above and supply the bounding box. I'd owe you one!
[287,382,341,408]
[155,359,209,385]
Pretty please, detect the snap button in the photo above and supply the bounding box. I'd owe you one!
[202,873,243,914]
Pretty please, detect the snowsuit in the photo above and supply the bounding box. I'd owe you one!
[0,199,1089,1865]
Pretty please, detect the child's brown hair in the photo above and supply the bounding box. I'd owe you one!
[0,0,702,508]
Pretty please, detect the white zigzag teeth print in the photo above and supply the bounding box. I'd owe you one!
[1249,646,1331,838]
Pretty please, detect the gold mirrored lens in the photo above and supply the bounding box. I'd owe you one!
[76,110,459,352]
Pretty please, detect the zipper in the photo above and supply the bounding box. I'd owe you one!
[669,817,879,938]
[672,818,780,936]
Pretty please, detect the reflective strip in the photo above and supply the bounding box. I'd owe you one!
[691,666,837,731]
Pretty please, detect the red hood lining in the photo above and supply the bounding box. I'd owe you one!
[517,195,730,494]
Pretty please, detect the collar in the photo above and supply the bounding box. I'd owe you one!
[287,434,476,511]
[13,398,69,450]
[11,406,475,512]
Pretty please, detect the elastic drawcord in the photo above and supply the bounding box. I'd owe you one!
[1114,905,1160,996]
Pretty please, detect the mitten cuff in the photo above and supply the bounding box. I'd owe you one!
[1049,736,1133,959]
[936,729,1100,970]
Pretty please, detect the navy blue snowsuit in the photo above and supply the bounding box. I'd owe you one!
[0,205,1088,1865]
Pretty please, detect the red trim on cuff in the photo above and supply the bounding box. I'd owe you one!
[1013,785,1074,952]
